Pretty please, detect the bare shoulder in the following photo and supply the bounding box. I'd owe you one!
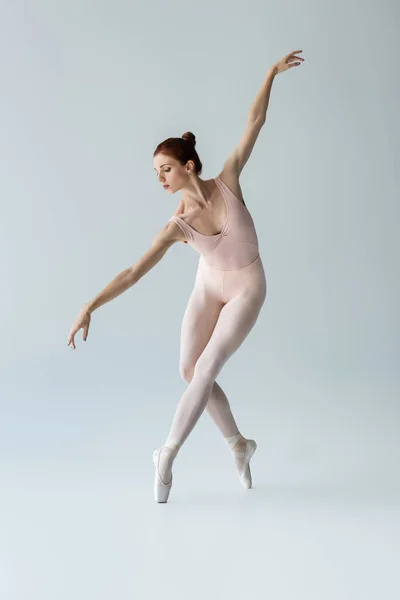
[168,198,188,243]
[216,161,246,205]
[152,218,186,247]
[153,222,185,246]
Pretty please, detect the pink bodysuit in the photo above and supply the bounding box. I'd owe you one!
[164,176,267,451]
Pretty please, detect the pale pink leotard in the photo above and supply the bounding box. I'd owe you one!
[168,176,261,271]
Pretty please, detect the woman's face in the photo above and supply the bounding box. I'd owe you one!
[153,154,192,193]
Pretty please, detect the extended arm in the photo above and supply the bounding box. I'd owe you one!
[67,222,183,349]
[86,224,180,314]
[222,50,304,177]
[221,69,276,178]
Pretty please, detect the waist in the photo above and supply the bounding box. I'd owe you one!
[199,251,262,272]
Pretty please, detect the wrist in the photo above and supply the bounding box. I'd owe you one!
[267,66,278,77]
[85,301,94,314]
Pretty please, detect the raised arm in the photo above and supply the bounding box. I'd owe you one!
[221,50,304,178]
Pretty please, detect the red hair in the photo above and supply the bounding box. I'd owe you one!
[153,131,203,175]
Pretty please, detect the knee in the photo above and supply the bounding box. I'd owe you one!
[179,363,195,384]
[180,356,224,384]
[192,355,224,383]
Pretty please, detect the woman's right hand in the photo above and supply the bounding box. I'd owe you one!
[67,305,92,350]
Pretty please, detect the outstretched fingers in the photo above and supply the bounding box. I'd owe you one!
[287,50,305,67]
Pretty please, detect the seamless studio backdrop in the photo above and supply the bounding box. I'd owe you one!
[0,1,399,599]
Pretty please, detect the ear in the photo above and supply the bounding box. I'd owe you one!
[186,159,195,173]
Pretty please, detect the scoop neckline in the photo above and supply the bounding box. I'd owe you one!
[178,177,228,238]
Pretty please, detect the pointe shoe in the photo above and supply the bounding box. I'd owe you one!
[153,447,173,503]
[234,439,257,489]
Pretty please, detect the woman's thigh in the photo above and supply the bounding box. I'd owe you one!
[179,285,223,380]
[193,291,265,380]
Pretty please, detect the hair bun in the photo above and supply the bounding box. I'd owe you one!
[182,131,196,147]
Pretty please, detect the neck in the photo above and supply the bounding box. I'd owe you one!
[181,176,212,210]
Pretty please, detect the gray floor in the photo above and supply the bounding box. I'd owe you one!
[1,381,399,599]
[2,478,397,600]
[1,451,399,597]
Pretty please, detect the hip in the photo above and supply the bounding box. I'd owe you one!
[195,254,267,305]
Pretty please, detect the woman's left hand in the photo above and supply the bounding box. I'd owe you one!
[270,50,305,75]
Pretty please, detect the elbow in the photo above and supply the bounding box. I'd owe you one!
[255,116,266,127]
[248,114,266,126]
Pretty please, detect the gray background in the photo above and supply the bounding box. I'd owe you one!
[1,0,399,598]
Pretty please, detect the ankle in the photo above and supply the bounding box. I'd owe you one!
[163,442,181,456]
[225,433,246,450]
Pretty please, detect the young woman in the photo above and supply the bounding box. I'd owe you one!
[67,50,305,503]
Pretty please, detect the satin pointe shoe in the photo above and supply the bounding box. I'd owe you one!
[235,439,257,489]
[153,447,173,503]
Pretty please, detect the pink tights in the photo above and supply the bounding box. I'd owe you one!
[165,254,267,450]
